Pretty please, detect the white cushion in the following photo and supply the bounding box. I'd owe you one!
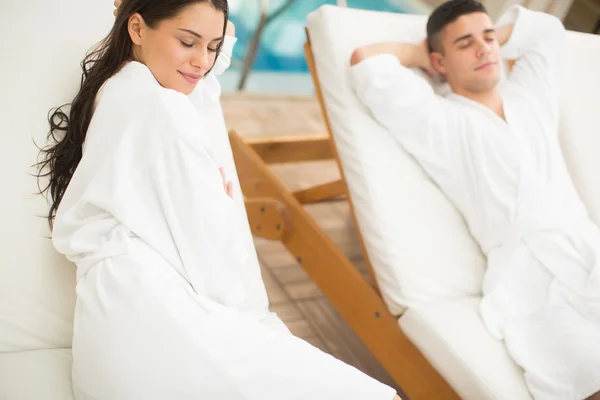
[307,5,600,398]
[0,1,116,352]
[306,3,600,316]
[306,6,486,315]
[558,31,600,227]
[399,298,531,400]
[0,349,74,400]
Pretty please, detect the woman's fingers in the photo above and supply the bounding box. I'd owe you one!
[219,167,233,198]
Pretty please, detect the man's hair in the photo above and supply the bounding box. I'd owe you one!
[426,0,488,53]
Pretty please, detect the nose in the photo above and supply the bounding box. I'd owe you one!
[475,39,491,58]
[191,47,212,71]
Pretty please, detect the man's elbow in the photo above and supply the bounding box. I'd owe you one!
[350,48,365,66]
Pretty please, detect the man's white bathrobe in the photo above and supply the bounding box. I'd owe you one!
[52,36,396,400]
[351,6,600,400]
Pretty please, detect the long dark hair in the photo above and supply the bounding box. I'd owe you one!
[36,0,228,229]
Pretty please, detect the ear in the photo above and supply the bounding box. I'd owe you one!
[430,51,447,77]
[128,13,145,46]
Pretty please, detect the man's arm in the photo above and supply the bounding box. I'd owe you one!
[349,22,514,69]
[350,40,436,76]
[497,5,566,131]
[498,6,565,97]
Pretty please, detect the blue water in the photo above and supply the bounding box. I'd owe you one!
[229,0,422,72]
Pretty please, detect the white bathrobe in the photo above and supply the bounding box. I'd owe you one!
[351,6,600,400]
[52,36,397,400]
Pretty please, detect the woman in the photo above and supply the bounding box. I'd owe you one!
[36,0,400,398]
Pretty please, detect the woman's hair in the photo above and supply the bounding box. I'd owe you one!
[36,0,228,229]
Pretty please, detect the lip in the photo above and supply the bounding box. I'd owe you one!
[475,62,496,71]
[179,71,202,84]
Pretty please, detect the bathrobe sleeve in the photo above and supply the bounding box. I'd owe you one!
[212,35,237,76]
[350,53,457,176]
[151,129,243,304]
[498,6,566,120]
[104,90,246,307]
[190,35,237,107]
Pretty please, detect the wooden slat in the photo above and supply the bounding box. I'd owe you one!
[246,135,334,164]
[230,129,459,400]
[293,179,347,204]
[260,264,288,305]
[269,303,304,322]
[270,263,311,284]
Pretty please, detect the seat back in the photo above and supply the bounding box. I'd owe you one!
[306,5,600,315]
[0,1,114,351]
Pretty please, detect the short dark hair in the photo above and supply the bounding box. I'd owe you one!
[426,0,488,53]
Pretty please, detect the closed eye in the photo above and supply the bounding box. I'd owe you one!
[181,40,194,48]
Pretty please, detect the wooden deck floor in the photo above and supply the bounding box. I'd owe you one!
[221,93,403,396]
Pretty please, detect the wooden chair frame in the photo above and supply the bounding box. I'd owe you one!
[228,33,460,400]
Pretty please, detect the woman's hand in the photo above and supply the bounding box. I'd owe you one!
[219,167,233,199]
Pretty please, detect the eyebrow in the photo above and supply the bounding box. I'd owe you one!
[453,34,472,44]
[178,28,224,42]
[453,28,496,45]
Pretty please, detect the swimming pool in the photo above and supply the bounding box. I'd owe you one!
[221,0,431,93]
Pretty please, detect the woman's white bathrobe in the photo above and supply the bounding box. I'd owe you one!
[351,6,600,400]
[52,36,396,400]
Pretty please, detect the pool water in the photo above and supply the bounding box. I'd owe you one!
[228,0,429,73]
[222,0,430,93]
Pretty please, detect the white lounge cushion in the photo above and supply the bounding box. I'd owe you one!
[307,5,600,398]
[306,6,486,315]
[558,31,600,227]
[399,298,531,400]
[306,3,600,316]
[0,0,115,352]
[0,349,74,400]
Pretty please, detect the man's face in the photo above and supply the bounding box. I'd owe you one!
[431,12,501,94]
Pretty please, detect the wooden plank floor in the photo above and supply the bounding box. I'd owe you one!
[222,93,404,396]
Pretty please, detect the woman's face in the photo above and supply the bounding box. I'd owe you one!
[128,2,225,95]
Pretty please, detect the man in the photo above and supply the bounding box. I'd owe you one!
[350,1,600,399]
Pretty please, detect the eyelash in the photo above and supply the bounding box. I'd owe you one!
[180,41,218,52]
[460,38,495,49]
